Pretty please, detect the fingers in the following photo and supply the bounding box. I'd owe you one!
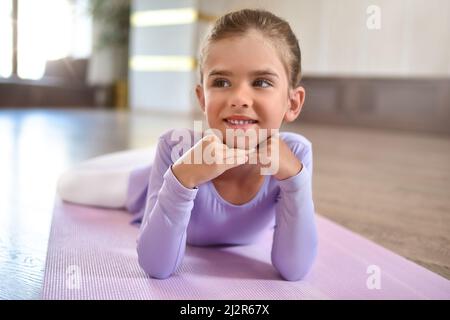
[224,147,256,159]
[221,148,248,167]
[202,136,259,167]
[247,149,259,164]
[203,133,221,142]
[244,147,257,155]
[224,147,246,159]
[224,153,248,168]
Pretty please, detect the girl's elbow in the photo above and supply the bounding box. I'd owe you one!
[146,268,173,280]
[137,252,173,279]
[136,244,174,279]
[278,264,313,281]
[273,246,318,281]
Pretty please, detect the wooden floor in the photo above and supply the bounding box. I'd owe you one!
[282,121,450,281]
[0,108,449,299]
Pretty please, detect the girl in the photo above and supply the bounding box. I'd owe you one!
[58,9,318,281]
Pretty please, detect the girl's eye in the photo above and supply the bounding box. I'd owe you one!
[212,79,231,87]
[253,79,272,88]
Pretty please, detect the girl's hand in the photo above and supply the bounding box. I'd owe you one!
[248,134,303,180]
[171,134,255,189]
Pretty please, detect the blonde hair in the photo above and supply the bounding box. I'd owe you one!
[199,9,302,88]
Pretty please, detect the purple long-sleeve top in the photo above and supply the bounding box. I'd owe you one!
[128,128,318,281]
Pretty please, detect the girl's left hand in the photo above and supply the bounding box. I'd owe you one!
[248,134,303,180]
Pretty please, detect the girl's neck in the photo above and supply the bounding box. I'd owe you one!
[213,163,261,183]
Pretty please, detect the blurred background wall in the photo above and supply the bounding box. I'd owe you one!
[199,0,450,77]
[129,0,198,114]
[1,0,449,133]
[128,0,450,134]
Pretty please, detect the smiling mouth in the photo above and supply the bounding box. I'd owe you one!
[223,119,258,130]
[223,119,258,126]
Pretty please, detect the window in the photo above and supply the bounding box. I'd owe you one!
[0,0,92,80]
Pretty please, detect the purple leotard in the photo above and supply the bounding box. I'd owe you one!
[127,128,318,281]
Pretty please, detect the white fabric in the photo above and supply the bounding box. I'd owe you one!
[57,146,157,208]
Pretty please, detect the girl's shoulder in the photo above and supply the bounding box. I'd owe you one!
[149,128,198,167]
[279,131,313,171]
[158,128,199,148]
[279,131,312,153]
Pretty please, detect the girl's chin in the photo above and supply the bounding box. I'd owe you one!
[222,136,259,150]
[206,122,278,149]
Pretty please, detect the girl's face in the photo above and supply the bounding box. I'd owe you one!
[196,30,304,149]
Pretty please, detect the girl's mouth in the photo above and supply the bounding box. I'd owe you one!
[223,119,258,130]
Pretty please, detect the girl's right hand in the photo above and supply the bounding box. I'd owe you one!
[171,134,254,189]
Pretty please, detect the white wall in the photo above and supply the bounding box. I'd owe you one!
[129,0,450,113]
[199,0,450,77]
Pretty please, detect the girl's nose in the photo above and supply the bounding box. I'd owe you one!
[230,85,252,108]
[231,101,249,108]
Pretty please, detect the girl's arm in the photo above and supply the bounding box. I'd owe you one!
[137,130,253,279]
[271,141,318,281]
[136,134,198,279]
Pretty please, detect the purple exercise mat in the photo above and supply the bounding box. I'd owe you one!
[42,198,450,299]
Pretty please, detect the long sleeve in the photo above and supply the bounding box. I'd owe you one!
[271,142,318,281]
[136,136,198,279]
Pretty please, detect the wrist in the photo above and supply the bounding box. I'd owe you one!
[171,163,197,189]
[275,160,303,181]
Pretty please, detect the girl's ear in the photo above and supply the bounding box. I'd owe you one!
[284,86,306,123]
[196,84,206,113]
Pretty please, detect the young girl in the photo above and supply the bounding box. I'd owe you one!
[58,9,317,281]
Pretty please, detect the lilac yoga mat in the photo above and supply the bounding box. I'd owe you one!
[42,198,450,299]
